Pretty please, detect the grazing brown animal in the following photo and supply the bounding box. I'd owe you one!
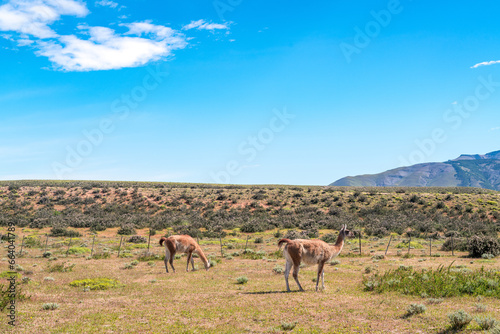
[278,224,354,292]
[159,235,210,273]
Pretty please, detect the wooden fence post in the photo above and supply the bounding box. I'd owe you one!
[219,235,223,256]
[358,230,362,255]
[91,235,96,257]
[44,234,49,253]
[147,229,151,253]
[385,235,392,256]
[429,237,432,257]
[19,236,25,256]
[66,238,72,255]
[244,235,249,253]
[118,236,123,258]
[451,235,454,256]
[408,235,411,255]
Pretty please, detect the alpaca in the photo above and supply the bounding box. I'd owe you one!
[159,235,210,273]
[278,224,354,292]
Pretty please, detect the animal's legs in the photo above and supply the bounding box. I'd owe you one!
[284,260,292,292]
[293,265,304,292]
[164,249,170,273]
[316,262,325,291]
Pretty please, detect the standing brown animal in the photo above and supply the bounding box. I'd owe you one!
[278,224,354,292]
[159,235,210,273]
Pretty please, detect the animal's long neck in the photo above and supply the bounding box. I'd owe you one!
[196,246,210,267]
[333,230,345,250]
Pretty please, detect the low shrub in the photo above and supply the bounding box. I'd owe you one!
[69,278,120,290]
[468,236,500,258]
[363,265,500,298]
[47,262,75,273]
[280,322,297,331]
[128,235,147,243]
[475,316,497,330]
[67,247,91,254]
[236,276,248,284]
[273,265,284,274]
[448,310,472,330]
[42,303,59,310]
[396,241,423,249]
[92,252,110,259]
[404,303,426,317]
[49,227,81,238]
[117,225,136,235]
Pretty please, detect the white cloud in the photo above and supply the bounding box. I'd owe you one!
[183,19,229,31]
[490,127,500,132]
[0,0,88,38]
[471,60,500,69]
[95,0,118,9]
[37,24,187,71]
[0,0,226,71]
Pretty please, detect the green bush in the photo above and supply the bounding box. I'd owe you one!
[363,265,500,298]
[475,316,497,330]
[67,247,91,254]
[42,303,59,310]
[236,276,248,284]
[92,252,110,259]
[405,304,426,317]
[280,322,297,331]
[47,262,75,273]
[69,278,120,290]
[468,236,500,258]
[49,227,81,238]
[117,225,136,235]
[396,241,423,249]
[128,235,147,243]
[448,310,472,330]
[273,265,284,274]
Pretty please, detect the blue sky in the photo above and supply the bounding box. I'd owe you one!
[1,0,500,185]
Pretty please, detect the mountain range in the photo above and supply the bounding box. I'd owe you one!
[330,150,500,191]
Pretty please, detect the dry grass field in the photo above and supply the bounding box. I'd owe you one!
[1,227,499,333]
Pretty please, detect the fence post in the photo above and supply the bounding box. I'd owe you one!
[66,238,72,255]
[451,235,454,256]
[147,229,151,253]
[385,235,392,256]
[244,235,249,253]
[118,236,123,258]
[219,235,223,256]
[408,235,411,255]
[91,235,96,257]
[19,236,25,256]
[358,230,362,255]
[44,234,49,253]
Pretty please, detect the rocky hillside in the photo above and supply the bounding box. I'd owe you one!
[331,150,500,190]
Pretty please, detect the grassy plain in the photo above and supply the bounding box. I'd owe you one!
[1,227,499,334]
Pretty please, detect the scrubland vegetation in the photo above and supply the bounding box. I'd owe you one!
[0,181,499,333]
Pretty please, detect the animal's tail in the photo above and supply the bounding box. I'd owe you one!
[278,238,292,250]
[159,236,167,246]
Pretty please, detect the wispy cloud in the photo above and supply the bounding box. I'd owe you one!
[0,0,88,38]
[0,1,228,71]
[471,60,500,69]
[183,19,229,31]
[490,127,500,132]
[95,0,118,9]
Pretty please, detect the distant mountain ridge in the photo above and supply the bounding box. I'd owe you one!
[330,150,500,191]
